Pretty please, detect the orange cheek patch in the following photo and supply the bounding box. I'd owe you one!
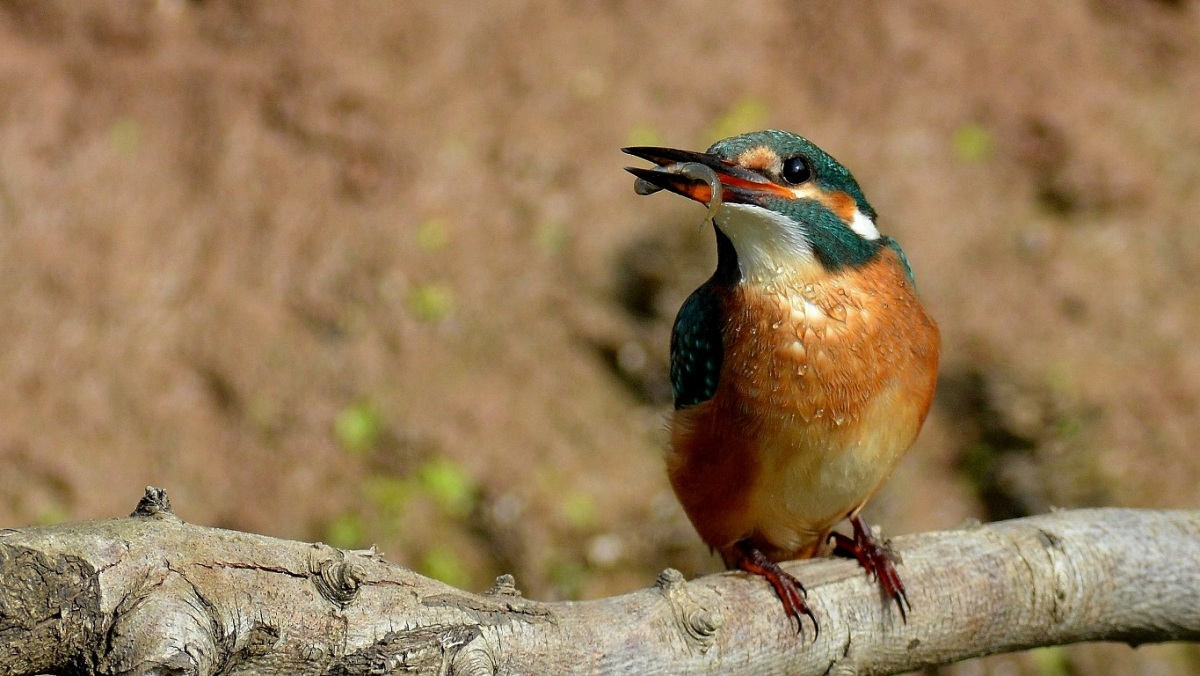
[737,147,781,174]
[824,190,859,222]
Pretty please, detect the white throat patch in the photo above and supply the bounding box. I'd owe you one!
[714,203,816,283]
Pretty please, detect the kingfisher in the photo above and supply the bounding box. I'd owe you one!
[624,130,939,634]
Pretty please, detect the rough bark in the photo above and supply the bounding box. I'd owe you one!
[0,488,1196,675]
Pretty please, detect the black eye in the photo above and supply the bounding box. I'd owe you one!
[781,156,812,184]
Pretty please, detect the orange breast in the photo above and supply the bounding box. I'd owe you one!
[668,248,939,561]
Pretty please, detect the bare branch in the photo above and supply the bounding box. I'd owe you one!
[0,489,1197,675]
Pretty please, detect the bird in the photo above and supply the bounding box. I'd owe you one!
[623,130,939,635]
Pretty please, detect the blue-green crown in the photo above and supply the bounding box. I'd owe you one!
[708,129,877,220]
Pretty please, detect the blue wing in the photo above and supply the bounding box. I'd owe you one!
[670,284,725,409]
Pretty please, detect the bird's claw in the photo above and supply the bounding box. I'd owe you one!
[733,540,819,638]
[830,516,910,622]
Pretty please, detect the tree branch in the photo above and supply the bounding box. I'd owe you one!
[1,488,1197,675]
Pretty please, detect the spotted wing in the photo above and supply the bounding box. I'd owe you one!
[670,285,725,409]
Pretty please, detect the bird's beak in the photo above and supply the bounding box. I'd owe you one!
[622,146,792,205]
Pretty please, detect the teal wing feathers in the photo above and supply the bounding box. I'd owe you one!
[670,284,725,409]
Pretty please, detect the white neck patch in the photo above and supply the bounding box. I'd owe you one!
[848,208,881,240]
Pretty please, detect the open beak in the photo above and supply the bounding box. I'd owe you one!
[622,146,792,205]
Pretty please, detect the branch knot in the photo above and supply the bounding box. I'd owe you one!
[131,486,175,518]
[308,547,364,607]
[485,573,523,598]
[655,568,722,651]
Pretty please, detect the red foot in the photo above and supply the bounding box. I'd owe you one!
[732,540,818,637]
[830,516,910,621]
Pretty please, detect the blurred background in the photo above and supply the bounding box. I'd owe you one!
[1,1,1198,673]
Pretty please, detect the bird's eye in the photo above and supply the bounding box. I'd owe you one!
[781,156,812,185]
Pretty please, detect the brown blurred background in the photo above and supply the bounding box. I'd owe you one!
[1,1,1199,673]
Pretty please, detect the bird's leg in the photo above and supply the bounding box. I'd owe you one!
[730,539,818,637]
[830,516,909,622]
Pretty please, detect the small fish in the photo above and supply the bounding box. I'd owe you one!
[632,161,724,225]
